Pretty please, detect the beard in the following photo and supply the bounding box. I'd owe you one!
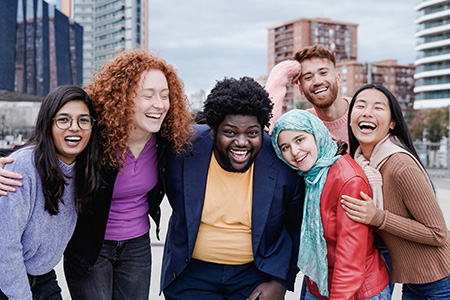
[303,80,339,109]
[213,137,256,173]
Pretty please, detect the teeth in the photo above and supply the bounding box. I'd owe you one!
[146,113,162,119]
[230,150,247,155]
[359,122,376,129]
[65,136,81,141]
[314,87,327,94]
[296,154,306,162]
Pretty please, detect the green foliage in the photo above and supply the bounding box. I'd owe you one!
[409,106,449,150]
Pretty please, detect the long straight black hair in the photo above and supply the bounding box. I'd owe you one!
[25,85,101,214]
[347,84,425,170]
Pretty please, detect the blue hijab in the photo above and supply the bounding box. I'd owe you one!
[271,110,340,297]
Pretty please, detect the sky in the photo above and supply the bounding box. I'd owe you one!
[148,0,421,93]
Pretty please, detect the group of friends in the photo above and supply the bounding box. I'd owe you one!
[0,44,449,300]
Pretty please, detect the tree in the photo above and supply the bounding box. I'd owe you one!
[409,106,449,168]
[425,106,449,151]
[409,106,449,148]
[409,109,426,141]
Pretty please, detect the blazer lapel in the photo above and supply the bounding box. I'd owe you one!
[183,131,213,253]
[251,145,278,252]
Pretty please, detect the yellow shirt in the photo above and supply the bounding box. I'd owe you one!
[191,153,254,264]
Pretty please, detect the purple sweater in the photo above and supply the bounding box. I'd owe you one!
[0,146,77,299]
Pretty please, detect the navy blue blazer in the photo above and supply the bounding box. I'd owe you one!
[161,125,305,291]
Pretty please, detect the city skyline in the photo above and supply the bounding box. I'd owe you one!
[147,0,419,93]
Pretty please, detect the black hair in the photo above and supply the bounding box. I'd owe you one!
[203,77,273,132]
[348,84,424,169]
[26,85,101,214]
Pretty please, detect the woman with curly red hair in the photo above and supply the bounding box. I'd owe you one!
[66,49,194,299]
[0,48,194,299]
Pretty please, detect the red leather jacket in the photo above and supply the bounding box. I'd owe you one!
[307,154,389,300]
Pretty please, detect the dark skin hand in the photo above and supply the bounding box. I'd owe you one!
[0,157,22,196]
[247,280,287,300]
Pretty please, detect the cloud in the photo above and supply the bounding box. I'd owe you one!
[149,0,420,92]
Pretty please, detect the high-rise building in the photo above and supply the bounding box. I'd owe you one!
[337,60,415,112]
[60,0,149,84]
[267,18,358,110]
[414,0,450,109]
[0,0,83,141]
[0,0,83,96]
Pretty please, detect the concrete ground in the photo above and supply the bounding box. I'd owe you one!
[55,172,450,299]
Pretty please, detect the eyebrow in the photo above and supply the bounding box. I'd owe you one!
[278,133,304,147]
[301,67,330,78]
[55,113,90,117]
[223,124,261,130]
[355,98,388,106]
[142,87,169,92]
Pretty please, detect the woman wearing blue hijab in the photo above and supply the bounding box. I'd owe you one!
[271,110,390,300]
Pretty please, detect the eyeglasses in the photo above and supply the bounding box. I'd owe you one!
[53,115,96,130]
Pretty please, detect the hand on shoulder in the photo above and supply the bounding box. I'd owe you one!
[0,157,22,196]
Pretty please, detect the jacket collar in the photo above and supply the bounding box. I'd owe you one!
[183,128,279,253]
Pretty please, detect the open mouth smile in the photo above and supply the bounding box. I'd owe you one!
[230,149,250,162]
[145,113,163,119]
[313,87,328,94]
[64,136,82,145]
[358,121,377,133]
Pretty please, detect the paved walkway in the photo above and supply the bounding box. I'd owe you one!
[55,172,450,299]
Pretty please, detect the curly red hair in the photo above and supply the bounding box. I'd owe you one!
[85,48,194,168]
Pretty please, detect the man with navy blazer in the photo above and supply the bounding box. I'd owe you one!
[161,77,305,300]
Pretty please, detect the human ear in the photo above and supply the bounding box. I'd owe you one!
[390,121,396,130]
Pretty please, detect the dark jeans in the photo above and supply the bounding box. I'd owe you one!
[0,269,62,300]
[402,274,450,299]
[163,258,271,300]
[64,233,151,300]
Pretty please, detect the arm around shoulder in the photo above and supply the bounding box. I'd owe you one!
[0,156,23,196]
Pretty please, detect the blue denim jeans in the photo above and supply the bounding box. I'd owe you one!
[304,284,391,300]
[163,258,271,300]
[379,246,395,297]
[402,274,450,299]
[0,269,62,300]
[64,233,151,300]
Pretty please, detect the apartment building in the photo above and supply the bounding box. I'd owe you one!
[267,18,358,111]
[337,60,415,112]
[414,0,450,109]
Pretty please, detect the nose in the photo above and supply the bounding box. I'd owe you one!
[235,134,248,147]
[362,106,373,117]
[312,74,323,86]
[68,119,81,131]
[290,144,300,158]
[152,95,165,109]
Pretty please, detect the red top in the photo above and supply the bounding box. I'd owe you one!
[307,154,389,300]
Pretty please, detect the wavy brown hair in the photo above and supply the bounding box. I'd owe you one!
[85,48,194,168]
[293,44,336,67]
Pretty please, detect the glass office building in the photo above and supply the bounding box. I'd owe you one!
[0,0,83,97]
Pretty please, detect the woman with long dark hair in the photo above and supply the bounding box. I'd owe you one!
[342,84,450,299]
[0,85,100,299]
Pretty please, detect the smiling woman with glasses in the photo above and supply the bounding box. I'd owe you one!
[53,115,96,131]
[0,85,101,299]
